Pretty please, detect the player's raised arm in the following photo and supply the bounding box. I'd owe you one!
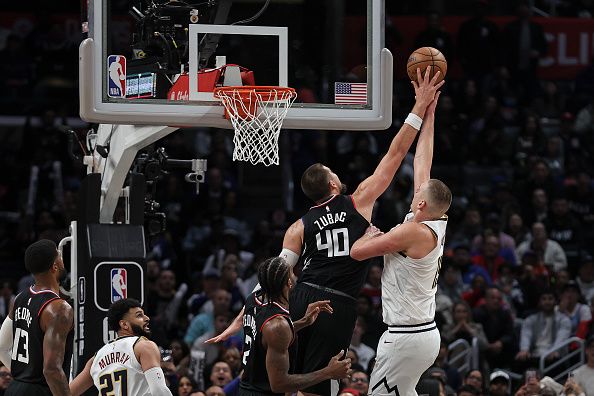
[206,220,303,344]
[41,299,74,396]
[352,67,444,220]
[263,317,350,393]
[413,90,440,194]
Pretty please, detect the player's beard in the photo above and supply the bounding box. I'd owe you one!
[340,183,347,194]
[131,323,151,338]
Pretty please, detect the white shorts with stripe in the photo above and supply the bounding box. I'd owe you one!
[369,321,440,396]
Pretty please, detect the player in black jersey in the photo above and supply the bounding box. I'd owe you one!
[0,239,73,396]
[213,68,444,395]
[239,257,351,396]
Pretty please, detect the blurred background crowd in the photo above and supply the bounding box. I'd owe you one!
[1,0,594,395]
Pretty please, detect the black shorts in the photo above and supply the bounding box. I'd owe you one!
[5,380,52,396]
[289,282,357,395]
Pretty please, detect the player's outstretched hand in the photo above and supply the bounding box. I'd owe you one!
[412,66,445,110]
[301,300,333,327]
[205,311,243,344]
[325,350,352,380]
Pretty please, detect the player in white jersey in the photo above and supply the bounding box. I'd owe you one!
[69,298,173,396]
[351,80,452,396]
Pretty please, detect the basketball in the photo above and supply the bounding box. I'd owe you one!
[406,47,447,84]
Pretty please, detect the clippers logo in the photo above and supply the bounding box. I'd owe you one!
[111,269,127,302]
[107,55,126,98]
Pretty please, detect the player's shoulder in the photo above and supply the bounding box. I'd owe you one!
[261,315,292,345]
[43,297,73,319]
[133,336,159,354]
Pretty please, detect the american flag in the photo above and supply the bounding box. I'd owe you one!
[334,82,367,105]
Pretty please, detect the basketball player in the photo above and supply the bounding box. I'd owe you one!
[0,239,73,396]
[212,67,444,396]
[350,78,451,396]
[69,298,173,396]
[240,257,351,395]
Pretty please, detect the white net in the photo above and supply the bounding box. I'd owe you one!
[215,87,297,166]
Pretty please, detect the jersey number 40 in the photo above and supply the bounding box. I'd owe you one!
[316,228,350,257]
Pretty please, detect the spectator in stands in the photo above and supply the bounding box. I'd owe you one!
[145,269,188,346]
[438,264,465,304]
[349,316,375,372]
[360,263,382,310]
[451,207,483,248]
[219,255,246,312]
[0,364,12,394]
[567,173,594,245]
[162,339,191,378]
[191,312,235,367]
[574,98,594,135]
[450,244,492,287]
[462,370,483,394]
[545,196,582,265]
[178,376,197,396]
[415,12,453,60]
[339,388,361,396]
[487,370,510,396]
[347,370,369,396]
[222,347,242,378]
[502,1,547,103]
[432,342,462,391]
[458,384,480,396]
[525,188,549,225]
[422,367,452,396]
[416,378,443,396]
[472,234,510,282]
[146,259,161,293]
[204,385,225,396]
[557,281,592,336]
[472,213,516,260]
[516,222,567,272]
[571,336,594,396]
[442,301,488,351]
[187,269,221,318]
[542,136,565,178]
[203,229,254,278]
[516,159,556,203]
[473,287,516,369]
[505,213,529,247]
[515,290,571,371]
[531,81,566,119]
[184,289,231,346]
[208,361,233,388]
[577,256,594,302]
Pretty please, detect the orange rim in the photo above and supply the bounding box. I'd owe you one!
[213,86,297,100]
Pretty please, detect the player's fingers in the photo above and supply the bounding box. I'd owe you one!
[416,67,423,85]
[424,65,431,84]
[430,70,441,85]
[411,79,419,91]
[333,349,345,360]
[435,80,445,90]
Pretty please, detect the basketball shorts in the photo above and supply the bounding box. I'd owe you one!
[289,282,357,396]
[369,322,440,396]
[5,380,52,396]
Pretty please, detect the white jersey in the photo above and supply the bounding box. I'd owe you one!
[381,213,448,325]
[90,336,151,396]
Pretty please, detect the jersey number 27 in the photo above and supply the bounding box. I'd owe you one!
[316,228,350,257]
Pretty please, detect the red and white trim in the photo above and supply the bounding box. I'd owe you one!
[29,286,60,298]
[310,195,337,209]
[37,297,61,318]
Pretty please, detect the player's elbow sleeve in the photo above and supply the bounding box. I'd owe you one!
[145,367,173,396]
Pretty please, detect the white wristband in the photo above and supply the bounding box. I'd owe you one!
[404,113,423,130]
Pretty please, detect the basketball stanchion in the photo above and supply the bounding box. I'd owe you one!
[213,86,297,166]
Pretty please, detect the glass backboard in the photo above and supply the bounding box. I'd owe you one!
[80,0,392,130]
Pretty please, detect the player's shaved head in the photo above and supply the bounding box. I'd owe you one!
[425,179,452,216]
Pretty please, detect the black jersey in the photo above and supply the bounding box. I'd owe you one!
[10,287,73,385]
[240,292,296,395]
[298,194,370,297]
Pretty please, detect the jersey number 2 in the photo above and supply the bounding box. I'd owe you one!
[11,328,29,363]
[99,369,128,396]
[316,228,349,257]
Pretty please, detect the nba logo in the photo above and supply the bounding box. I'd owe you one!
[107,55,126,98]
[111,268,127,302]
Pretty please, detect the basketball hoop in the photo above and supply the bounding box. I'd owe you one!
[213,86,297,166]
